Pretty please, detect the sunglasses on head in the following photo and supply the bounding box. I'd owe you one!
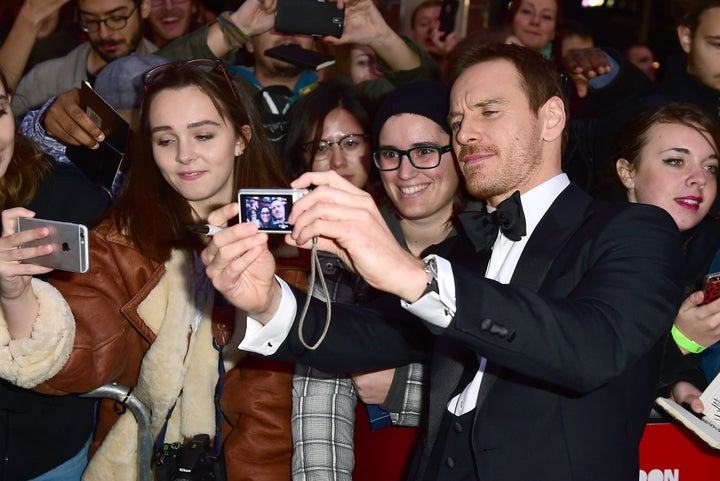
[142,58,239,100]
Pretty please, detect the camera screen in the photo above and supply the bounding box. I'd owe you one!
[240,194,293,233]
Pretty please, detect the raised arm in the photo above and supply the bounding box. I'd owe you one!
[0,0,70,90]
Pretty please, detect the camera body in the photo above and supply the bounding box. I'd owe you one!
[239,188,310,234]
[154,434,222,481]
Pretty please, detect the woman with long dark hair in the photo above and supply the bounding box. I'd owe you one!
[0,60,301,481]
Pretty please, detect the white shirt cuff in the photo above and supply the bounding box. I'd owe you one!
[400,255,456,328]
[238,276,297,355]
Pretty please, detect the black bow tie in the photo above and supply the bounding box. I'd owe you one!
[458,191,527,252]
[491,190,527,241]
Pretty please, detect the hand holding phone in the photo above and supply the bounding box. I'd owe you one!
[438,0,459,37]
[703,273,720,304]
[16,218,90,273]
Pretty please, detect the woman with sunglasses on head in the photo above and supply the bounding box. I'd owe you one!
[0,60,302,481]
[283,79,473,481]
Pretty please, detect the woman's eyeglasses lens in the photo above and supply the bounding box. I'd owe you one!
[372,145,451,171]
[304,134,367,161]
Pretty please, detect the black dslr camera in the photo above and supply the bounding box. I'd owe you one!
[154,434,225,481]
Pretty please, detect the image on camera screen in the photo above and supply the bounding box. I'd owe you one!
[240,194,294,233]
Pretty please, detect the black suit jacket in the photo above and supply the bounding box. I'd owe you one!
[275,183,683,481]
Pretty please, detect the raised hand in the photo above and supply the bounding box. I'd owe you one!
[563,47,613,98]
[0,207,53,339]
[201,203,281,322]
[43,89,105,149]
[288,171,427,302]
[673,290,720,353]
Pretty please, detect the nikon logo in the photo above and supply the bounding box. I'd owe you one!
[639,469,679,481]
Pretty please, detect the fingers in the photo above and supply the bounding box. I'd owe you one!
[44,90,104,148]
[207,202,240,228]
[680,290,705,311]
[1,207,36,236]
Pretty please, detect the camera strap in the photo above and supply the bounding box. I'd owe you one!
[297,237,332,350]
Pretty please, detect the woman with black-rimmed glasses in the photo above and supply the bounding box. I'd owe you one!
[0,59,303,481]
[284,79,471,481]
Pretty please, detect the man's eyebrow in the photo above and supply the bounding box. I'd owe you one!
[79,5,133,17]
[447,97,508,122]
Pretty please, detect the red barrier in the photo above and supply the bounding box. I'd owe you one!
[640,422,720,480]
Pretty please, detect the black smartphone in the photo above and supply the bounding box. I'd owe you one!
[275,0,344,38]
[438,0,459,36]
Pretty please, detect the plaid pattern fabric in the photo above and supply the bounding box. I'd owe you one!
[292,365,357,481]
[389,362,424,427]
[291,361,426,480]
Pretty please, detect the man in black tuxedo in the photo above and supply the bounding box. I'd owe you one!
[203,44,684,480]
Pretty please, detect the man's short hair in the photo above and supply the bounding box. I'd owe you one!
[672,0,720,29]
[451,43,567,116]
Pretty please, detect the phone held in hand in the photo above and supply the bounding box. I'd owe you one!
[703,272,720,304]
[275,0,344,38]
[438,0,459,36]
[16,218,90,273]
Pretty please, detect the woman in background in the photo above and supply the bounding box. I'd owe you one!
[505,0,562,61]
[0,60,299,481]
[612,102,720,412]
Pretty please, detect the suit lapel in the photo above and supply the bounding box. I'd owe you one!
[477,185,590,411]
[511,184,591,290]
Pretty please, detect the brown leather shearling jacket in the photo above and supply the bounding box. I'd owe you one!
[37,218,306,481]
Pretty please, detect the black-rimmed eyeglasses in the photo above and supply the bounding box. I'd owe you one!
[76,1,141,33]
[142,58,239,100]
[372,145,452,171]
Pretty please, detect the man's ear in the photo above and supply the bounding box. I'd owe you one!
[541,96,566,143]
[677,25,693,54]
[245,39,255,54]
[616,158,637,194]
[140,0,152,19]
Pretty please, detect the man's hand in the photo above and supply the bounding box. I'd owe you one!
[429,23,458,58]
[288,171,428,302]
[229,0,277,38]
[352,368,396,404]
[23,0,72,23]
[43,89,104,149]
[201,203,281,323]
[563,47,613,98]
[673,290,720,353]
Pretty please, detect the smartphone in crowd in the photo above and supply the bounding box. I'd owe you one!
[703,272,720,304]
[16,218,90,273]
[275,0,344,38]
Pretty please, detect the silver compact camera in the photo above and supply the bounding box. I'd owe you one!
[238,188,309,234]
